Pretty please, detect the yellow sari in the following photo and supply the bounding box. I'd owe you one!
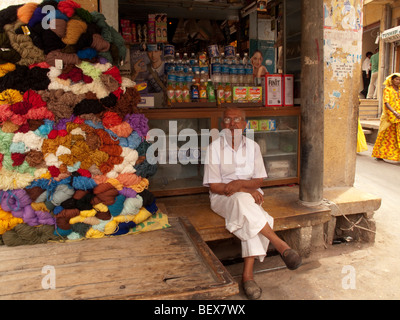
[372,74,400,161]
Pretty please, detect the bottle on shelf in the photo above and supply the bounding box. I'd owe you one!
[200,70,208,83]
[189,52,197,66]
[237,53,245,86]
[194,70,201,85]
[174,81,183,103]
[182,82,190,103]
[192,54,200,74]
[185,67,194,85]
[224,82,232,103]
[167,81,176,106]
[182,52,189,73]
[221,52,230,84]
[211,54,221,86]
[206,79,216,103]
[217,82,225,105]
[230,60,238,87]
[199,79,207,103]
[190,79,199,102]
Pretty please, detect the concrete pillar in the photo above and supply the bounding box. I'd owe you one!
[299,0,324,205]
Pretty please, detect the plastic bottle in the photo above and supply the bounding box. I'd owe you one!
[200,70,208,83]
[190,79,199,102]
[164,55,175,76]
[199,79,207,103]
[189,53,197,66]
[176,66,185,88]
[221,53,230,84]
[167,81,176,106]
[192,54,200,74]
[224,82,232,103]
[182,82,190,103]
[182,52,189,72]
[230,61,238,87]
[211,55,221,85]
[217,82,225,105]
[206,79,216,103]
[237,54,245,86]
[194,70,200,85]
[174,82,183,103]
[185,67,194,85]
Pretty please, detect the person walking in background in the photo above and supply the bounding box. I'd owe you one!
[367,48,379,99]
[372,73,400,161]
[360,51,373,98]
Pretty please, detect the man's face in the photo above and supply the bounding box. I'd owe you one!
[222,109,246,138]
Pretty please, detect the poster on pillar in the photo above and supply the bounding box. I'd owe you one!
[323,0,363,110]
[250,39,275,76]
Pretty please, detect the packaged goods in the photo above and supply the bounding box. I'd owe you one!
[190,79,199,102]
[233,87,248,103]
[206,79,216,102]
[259,119,276,131]
[283,74,294,106]
[217,83,225,105]
[199,79,207,102]
[148,14,156,43]
[246,120,259,131]
[265,74,283,107]
[248,86,262,103]
[224,83,232,103]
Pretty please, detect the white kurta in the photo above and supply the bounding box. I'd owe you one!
[203,135,274,261]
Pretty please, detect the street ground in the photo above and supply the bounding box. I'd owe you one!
[223,143,400,300]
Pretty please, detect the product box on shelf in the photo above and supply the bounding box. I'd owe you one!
[264,74,282,107]
[148,14,156,43]
[283,74,294,106]
[233,87,248,103]
[155,13,168,43]
[246,120,259,131]
[259,119,276,131]
[232,86,263,103]
[248,86,262,103]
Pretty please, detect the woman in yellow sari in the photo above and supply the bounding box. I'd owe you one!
[372,73,400,161]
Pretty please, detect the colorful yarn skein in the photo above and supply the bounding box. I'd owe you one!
[0,1,160,247]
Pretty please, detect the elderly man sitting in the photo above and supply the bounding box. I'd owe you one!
[203,107,302,300]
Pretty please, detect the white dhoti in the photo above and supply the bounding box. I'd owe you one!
[210,192,274,262]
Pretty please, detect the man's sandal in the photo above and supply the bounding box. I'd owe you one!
[281,248,302,270]
[243,280,262,300]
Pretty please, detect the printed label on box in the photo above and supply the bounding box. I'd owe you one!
[265,75,282,106]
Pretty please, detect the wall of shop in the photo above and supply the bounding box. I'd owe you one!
[322,0,363,188]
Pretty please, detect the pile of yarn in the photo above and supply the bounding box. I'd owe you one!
[0,1,160,247]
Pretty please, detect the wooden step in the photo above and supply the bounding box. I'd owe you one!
[158,186,331,242]
[0,217,239,300]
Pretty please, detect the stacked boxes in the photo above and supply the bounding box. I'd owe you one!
[233,86,263,103]
[264,74,294,107]
[120,14,167,44]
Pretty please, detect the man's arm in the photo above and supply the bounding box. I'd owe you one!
[209,178,264,204]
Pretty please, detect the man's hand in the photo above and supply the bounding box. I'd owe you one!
[250,190,264,205]
[223,180,242,196]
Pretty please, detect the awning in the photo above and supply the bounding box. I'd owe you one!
[381,26,400,43]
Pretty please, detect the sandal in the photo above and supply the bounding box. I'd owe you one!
[281,248,302,270]
[243,280,262,300]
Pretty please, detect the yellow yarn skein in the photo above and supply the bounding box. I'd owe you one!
[0,63,16,77]
[0,89,23,105]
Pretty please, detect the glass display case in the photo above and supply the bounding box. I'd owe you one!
[142,107,300,196]
[246,115,299,181]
